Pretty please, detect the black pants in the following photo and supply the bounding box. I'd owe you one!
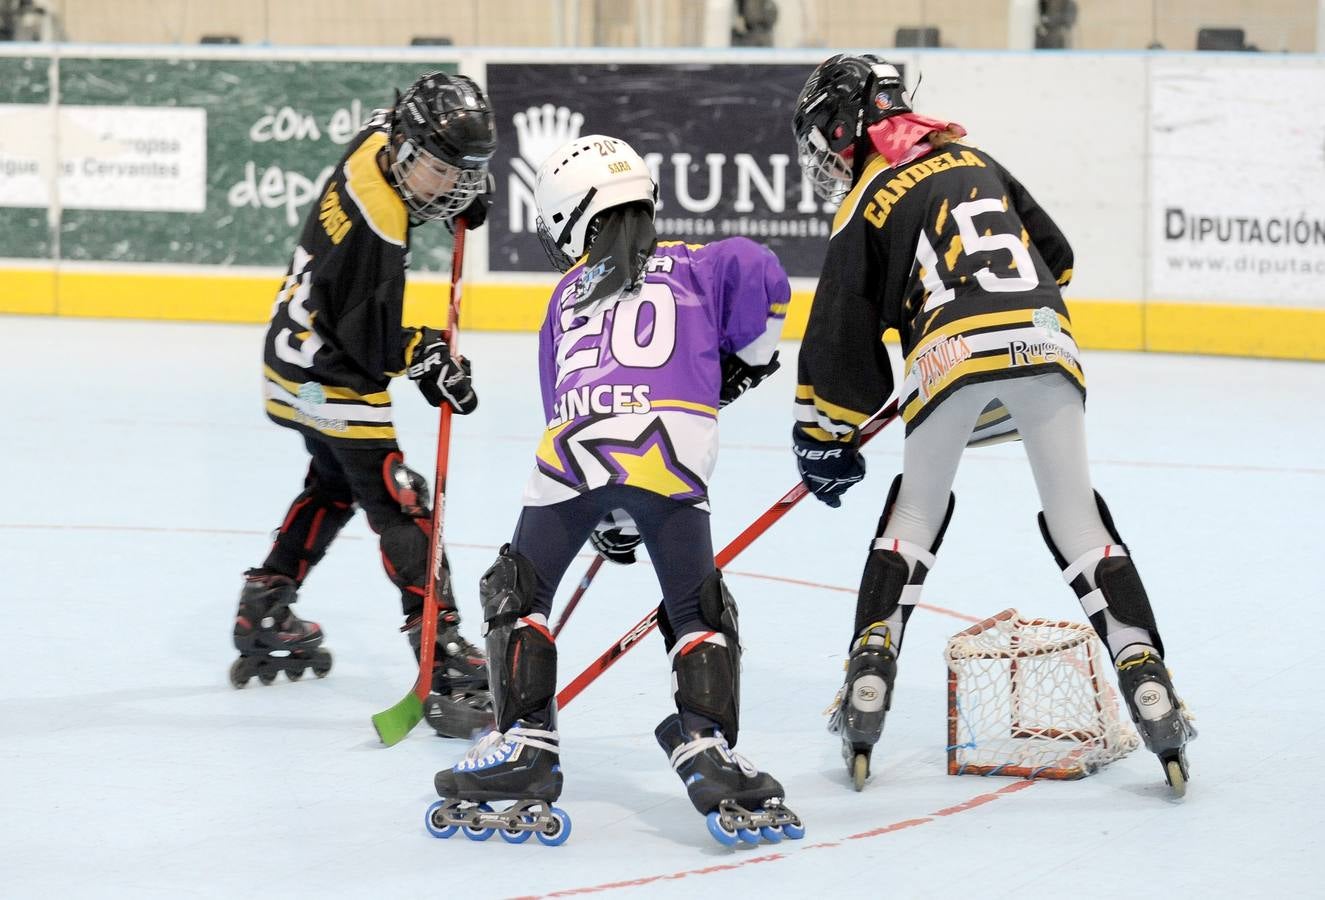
[510,485,715,638]
[262,433,435,617]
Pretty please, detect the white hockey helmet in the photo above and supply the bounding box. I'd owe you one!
[534,134,657,272]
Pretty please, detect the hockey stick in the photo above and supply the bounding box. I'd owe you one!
[373,222,467,746]
[555,397,901,710]
[552,554,606,638]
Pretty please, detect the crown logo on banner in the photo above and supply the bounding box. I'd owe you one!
[513,104,586,170]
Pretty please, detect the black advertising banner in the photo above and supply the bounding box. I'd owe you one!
[485,63,836,278]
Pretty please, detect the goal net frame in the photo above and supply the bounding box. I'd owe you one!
[945,608,1138,780]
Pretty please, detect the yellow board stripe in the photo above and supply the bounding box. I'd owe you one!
[2,266,1322,361]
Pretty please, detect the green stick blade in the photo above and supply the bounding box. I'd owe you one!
[372,692,423,746]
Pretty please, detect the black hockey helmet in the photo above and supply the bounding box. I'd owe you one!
[792,54,910,203]
[389,71,497,222]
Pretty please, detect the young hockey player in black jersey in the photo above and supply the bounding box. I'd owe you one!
[790,54,1196,794]
[427,134,801,847]
[230,72,496,740]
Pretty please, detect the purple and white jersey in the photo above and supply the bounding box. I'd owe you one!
[522,237,789,510]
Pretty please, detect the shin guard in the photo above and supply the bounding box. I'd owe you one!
[852,475,955,654]
[480,545,556,731]
[1039,491,1164,660]
[263,480,355,583]
[669,571,742,744]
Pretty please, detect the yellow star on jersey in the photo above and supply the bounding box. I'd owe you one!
[604,442,694,498]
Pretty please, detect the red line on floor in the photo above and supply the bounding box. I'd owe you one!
[0,524,982,624]
[511,781,1036,899]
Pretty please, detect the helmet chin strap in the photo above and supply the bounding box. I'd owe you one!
[555,187,598,253]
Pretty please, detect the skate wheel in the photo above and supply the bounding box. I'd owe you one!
[312,653,332,678]
[500,822,532,844]
[780,820,806,840]
[705,811,740,847]
[535,807,572,847]
[462,803,495,841]
[286,667,304,681]
[737,826,760,845]
[758,825,783,843]
[851,752,870,792]
[228,658,251,689]
[425,800,457,839]
[257,670,278,686]
[1164,758,1188,798]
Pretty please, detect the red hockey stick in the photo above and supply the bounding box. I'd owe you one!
[373,222,467,745]
[552,554,606,638]
[554,397,901,710]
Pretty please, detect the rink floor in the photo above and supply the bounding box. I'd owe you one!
[1,316,1320,897]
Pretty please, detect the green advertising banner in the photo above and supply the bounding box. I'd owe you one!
[0,56,53,260]
[0,57,458,271]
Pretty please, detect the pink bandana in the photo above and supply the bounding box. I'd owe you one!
[862,112,967,167]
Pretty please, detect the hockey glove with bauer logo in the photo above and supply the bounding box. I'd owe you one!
[589,509,642,565]
[407,327,478,414]
[719,349,780,408]
[792,423,866,508]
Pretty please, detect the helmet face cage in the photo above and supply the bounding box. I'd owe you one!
[535,215,578,272]
[390,72,497,222]
[533,134,656,272]
[792,54,911,203]
[390,148,487,222]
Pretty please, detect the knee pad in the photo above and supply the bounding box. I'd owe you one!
[264,481,356,582]
[1038,492,1163,657]
[384,453,431,519]
[854,475,954,648]
[480,545,556,729]
[670,570,742,744]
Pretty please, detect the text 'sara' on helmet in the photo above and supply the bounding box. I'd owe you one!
[389,71,497,222]
[792,54,910,204]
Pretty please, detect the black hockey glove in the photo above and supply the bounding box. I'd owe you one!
[589,510,642,565]
[408,327,478,414]
[719,349,781,408]
[792,423,865,508]
[450,171,494,233]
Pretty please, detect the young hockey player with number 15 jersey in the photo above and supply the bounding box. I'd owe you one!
[790,54,1195,794]
[427,134,803,847]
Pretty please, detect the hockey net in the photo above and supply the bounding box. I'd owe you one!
[945,608,1138,779]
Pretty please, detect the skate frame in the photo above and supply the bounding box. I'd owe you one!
[555,399,900,709]
[372,222,467,746]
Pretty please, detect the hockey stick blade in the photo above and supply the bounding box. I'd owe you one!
[372,692,425,746]
[555,398,900,709]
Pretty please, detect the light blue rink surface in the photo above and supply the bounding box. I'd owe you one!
[1,317,1321,898]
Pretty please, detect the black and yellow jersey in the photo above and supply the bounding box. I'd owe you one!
[795,141,1082,444]
[262,112,419,448]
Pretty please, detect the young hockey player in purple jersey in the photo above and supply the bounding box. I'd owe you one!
[427,134,803,846]
[789,54,1196,794]
[229,72,496,740]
